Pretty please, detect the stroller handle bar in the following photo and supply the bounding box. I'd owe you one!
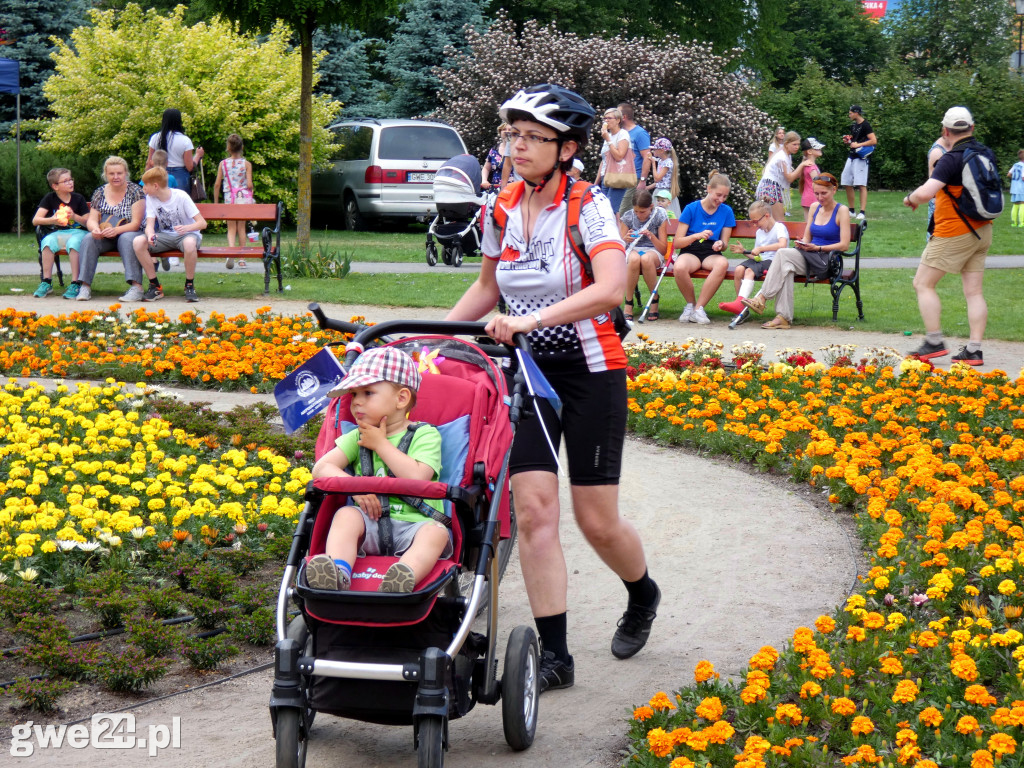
[307,303,533,365]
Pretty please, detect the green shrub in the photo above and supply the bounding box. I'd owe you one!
[125,614,181,657]
[6,677,75,713]
[0,141,104,233]
[95,649,169,693]
[180,634,239,671]
[281,241,352,279]
[227,607,275,646]
[183,593,235,630]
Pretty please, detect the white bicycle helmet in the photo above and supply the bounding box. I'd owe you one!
[499,84,596,149]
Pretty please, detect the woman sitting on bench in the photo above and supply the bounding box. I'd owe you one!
[741,172,850,329]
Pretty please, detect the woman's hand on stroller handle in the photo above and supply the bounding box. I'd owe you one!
[484,314,537,345]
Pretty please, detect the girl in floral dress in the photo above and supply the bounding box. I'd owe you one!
[212,134,254,269]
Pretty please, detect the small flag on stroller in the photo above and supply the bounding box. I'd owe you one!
[275,347,347,434]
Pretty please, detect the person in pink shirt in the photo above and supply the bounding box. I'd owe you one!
[799,137,825,216]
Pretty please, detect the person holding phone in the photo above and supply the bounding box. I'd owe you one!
[741,172,850,329]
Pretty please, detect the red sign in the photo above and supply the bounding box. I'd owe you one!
[862,0,888,17]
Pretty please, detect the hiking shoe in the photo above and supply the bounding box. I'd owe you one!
[305,554,350,590]
[679,303,694,323]
[692,306,711,325]
[951,346,983,366]
[75,285,92,301]
[539,651,575,692]
[160,256,171,271]
[142,285,164,302]
[118,285,145,302]
[611,584,661,659]
[184,284,199,303]
[33,281,53,298]
[225,258,235,269]
[379,562,416,593]
[909,340,948,361]
[62,283,81,300]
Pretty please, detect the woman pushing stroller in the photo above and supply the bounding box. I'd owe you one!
[446,83,660,692]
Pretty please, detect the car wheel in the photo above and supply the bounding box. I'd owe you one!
[344,194,366,231]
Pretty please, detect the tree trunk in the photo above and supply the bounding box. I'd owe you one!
[296,19,314,252]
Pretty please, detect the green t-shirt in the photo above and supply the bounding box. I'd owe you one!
[336,424,444,523]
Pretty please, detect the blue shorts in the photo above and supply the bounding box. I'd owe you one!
[40,229,87,254]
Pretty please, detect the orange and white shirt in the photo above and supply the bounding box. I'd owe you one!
[482,177,626,372]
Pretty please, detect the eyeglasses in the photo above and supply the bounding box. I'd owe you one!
[756,213,771,224]
[506,130,560,146]
[59,178,74,184]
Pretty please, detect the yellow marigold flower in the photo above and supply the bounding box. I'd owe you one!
[695,696,724,721]
[847,626,867,642]
[918,706,943,727]
[892,679,920,704]
[850,716,875,736]
[694,660,718,683]
[832,697,857,716]
[970,749,994,768]
[998,579,1017,595]
[647,727,674,758]
[648,691,676,711]
[957,715,981,734]
[632,706,653,721]
[987,733,1016,755]
[815,615,836,633]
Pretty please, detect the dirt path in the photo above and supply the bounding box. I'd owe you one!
[7,294,1019,767]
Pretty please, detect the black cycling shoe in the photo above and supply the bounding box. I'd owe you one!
[539,651,574,692]
[611,585,661,659]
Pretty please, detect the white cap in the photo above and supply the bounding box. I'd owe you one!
[572,158,585,172]
[942,106,973,130]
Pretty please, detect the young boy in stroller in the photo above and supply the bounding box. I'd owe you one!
[306,346,452,593]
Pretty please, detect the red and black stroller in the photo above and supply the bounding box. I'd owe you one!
[270,307,538,768]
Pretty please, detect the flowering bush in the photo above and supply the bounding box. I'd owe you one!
[623,339,1024,767]
[0,306,354,392]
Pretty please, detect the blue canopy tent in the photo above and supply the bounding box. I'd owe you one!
[0,58,21,236]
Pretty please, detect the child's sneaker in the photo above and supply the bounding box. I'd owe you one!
[33,281,53,298]
[142,285,164,302]
[379,562,416,593]
[184,284,199,303]
[62,283,81,300]
[305,554,350,590]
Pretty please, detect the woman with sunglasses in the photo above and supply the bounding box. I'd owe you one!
[742,172,850,329]
[447,84,660,694]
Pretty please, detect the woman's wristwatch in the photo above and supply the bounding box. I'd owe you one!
[531,310,543,330]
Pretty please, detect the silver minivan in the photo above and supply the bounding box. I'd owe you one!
[312,118,468,230]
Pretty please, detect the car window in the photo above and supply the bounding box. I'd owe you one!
[331,126,372,162]
[377,126,464,161]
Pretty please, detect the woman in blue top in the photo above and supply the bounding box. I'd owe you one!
[741,172,850,329]
[672,171,736,325]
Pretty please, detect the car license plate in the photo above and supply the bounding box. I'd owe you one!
[408,172,434,183]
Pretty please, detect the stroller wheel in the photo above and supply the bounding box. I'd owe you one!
[502,625,539,751]
[451,244,463,268]
[426,241,438,267]
[275,708,308,768]
[416,714,446,768]
[441,245,453,266]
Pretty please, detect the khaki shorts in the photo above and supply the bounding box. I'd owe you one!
[355,506,453,559]
[920,226,992,273]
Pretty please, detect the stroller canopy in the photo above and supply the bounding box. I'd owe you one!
[433,154,484,206]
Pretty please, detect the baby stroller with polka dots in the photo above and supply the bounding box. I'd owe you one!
[425,154,485,268]
[270,306,537,768]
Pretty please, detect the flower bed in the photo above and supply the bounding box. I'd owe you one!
[0,306,354,392]
[623,336,1024,767]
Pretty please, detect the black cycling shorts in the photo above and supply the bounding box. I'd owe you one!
[507,366,627,485]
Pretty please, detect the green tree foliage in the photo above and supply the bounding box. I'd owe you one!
[40,5,339,217]
[378,0,485,118]
[436,16,770,206]
[884,0,1014,76]
[755,0,888,87]
[0,141,103,232]
[0,0,88,130]
[195,0,395,250]
[313,26,382,116]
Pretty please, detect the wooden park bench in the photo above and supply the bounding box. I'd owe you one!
[641,217,866,321]
[37,201,286,294]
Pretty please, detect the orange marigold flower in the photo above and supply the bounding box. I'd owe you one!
[775,703,804,726]
[740,684,767,704]
[880,656,904,675]
[669,758,695,768]
[800,681,822,699]
[916,631,939,648]
[987,733,1016,755]
[892,679,920,704]
[851,716,875,736]
[970,749,994,768]
[632,705,653,721]
[862,612,885,629]
[705,720,735,744]
[832,697,857,715]
[918,706,943,727]
[647,727,674,758]
[694,660,718,683]
[965,685,998,707]
[649,691,676,711]
[815,615,837,633]
[951,652,979,682]
[957,715,981,734]
[847,626,867,642]
[914,761,940,768]
[695,696,724,721]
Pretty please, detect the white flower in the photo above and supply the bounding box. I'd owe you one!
[56,540,78,551]
[130,527,148,539]
[77,541,101,552]
[17,568,39,582]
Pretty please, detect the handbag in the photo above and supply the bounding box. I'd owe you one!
[603,146,638,189]
[802,248,841,280]
[190,159,208,203]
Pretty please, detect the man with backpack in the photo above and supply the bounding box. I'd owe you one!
[903,106,1003,366]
